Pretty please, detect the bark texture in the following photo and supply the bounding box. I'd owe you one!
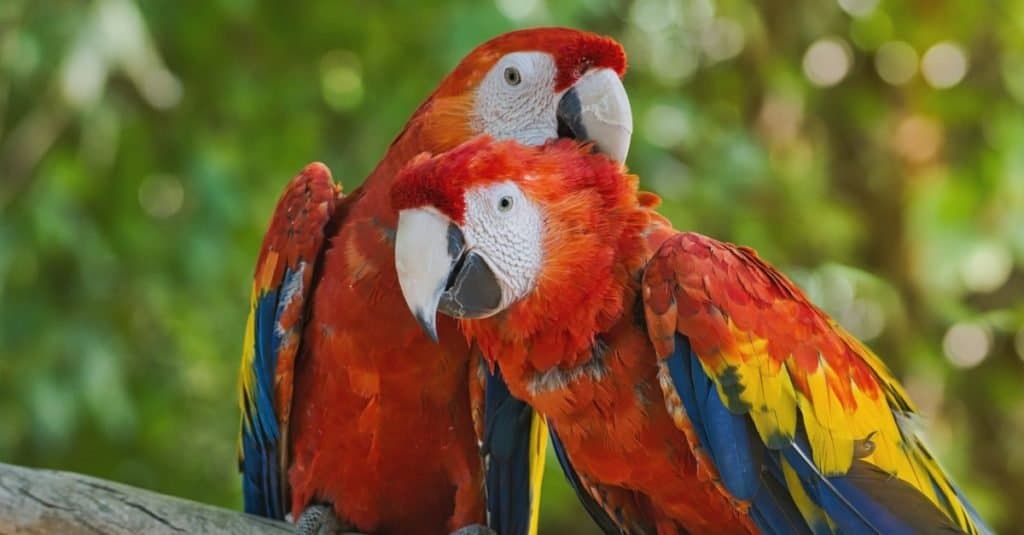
[0,462,291,535]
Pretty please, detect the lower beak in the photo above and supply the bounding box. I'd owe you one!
[395,208,503,343]
[557,68,633,163]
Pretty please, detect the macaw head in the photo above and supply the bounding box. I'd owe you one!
[391,136,644,342]
[407,27,632,163]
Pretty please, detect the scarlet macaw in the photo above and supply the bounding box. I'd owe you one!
[237,28,632,535]
[391,137,993,535]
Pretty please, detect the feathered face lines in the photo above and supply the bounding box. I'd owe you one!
[416,27,632,164]
[392,138,645,357]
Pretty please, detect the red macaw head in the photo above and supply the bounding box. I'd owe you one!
[408,27,632,163]
[390,136,643,342]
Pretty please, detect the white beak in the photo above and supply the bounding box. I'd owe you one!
[561,68,633,163]
[394,208,456,343]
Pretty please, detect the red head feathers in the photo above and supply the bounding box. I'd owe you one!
[433,27,627,97]
[391,136,632,225]
[388,27,630,175]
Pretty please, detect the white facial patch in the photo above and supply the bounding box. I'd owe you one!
[461,182,544,310]
[471,52,561,147]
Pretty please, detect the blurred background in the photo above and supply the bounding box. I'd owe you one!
[1,0,1021,532]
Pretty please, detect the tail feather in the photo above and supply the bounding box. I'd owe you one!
[483,364,543,535]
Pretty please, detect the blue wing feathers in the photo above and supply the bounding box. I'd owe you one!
[749,462,815,535]
[665,336,712,462]
[241,434,283,518]
[666,335,760,500]
[483,364,535,535]
[762,451,833,535]
[254,286,283,443]
[241,267,302,519]
[700,380,759,500]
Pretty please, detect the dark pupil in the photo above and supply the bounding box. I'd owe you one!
[504,67,521,86]
[499,197,512,209]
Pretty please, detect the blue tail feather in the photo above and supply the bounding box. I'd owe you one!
[483,364,536,535]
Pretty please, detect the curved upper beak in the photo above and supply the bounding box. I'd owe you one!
[395,208,503,343]
[557,68,633,162]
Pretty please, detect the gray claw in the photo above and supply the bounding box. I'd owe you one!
[294,504,360,535]
[450,524,498,535]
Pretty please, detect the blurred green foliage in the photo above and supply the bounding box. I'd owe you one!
[1,0,1021,533]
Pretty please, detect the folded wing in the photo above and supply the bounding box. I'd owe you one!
[642,232,991,535]
[238,163,344,519]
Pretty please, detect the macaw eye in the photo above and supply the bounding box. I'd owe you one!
[503,66,522,86]
[497,195,514,212]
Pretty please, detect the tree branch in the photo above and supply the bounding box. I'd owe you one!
[0,462,291,535]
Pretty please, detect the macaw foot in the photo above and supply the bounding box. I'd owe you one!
[449,524,497,535]
[293,504,360,535]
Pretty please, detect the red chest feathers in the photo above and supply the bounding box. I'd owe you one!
[505,325,756,534]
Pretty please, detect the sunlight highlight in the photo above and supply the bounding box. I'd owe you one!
[803,38,851,87]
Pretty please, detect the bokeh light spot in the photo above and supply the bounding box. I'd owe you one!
[875,41,917,85]
[700,17,745,63]
[893,115,943,164]
[840,298,886,341]
[138,174,184,219]
[650,39,699,85]
[803,38,852,87]
[630,0,687,33]
[643,104,690,148]
[838,0,879,18]
[496,0,540,21]
[960,242,1013,294]
[757,95,803,146]
[320,50,363,112]
[921,41,968,89]
[943,323,990,369]
[649,156,691,199]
